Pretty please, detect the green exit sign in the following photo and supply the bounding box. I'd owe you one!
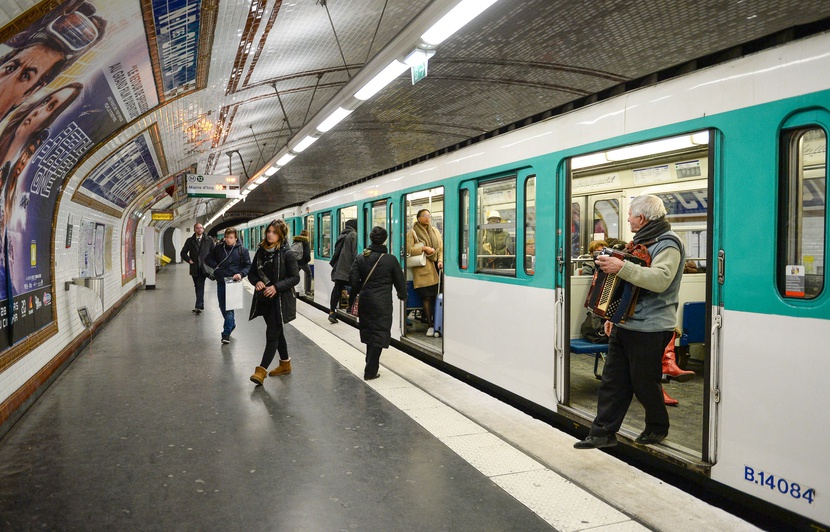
[411,62,428,85]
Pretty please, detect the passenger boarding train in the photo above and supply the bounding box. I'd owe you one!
[226,33,830,525]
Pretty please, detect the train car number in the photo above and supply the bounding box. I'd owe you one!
[744,466,815,504]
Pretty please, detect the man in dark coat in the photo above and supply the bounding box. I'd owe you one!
[350,226,406,380]
[328,219,357,323]
[180,223,215,313]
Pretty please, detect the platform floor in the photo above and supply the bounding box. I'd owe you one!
[0,265,757,531]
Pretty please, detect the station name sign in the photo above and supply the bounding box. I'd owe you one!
[186,174,241,198]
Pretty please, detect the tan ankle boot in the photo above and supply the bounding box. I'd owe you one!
[250,366,267,385]
[268,358,292,377]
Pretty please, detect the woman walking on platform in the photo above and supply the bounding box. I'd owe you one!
[248,220,300,386]
[350,227,407,380]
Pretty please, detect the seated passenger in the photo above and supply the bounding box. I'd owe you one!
[580,240,607,276]
[683,260,699,273]
[480,211,513,269]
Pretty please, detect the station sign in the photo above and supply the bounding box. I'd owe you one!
[186,174,241,198]
[151,210,175,221]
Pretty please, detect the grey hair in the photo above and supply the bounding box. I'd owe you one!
[630,195,667,221]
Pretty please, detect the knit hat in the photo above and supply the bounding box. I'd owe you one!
[369,226,387,245]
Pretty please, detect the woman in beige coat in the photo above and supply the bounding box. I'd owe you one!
[406,209,443,337]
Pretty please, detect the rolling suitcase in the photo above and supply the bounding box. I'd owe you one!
[433,271,444,336]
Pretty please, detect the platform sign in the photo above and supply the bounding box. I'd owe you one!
[186,174,241,198]
[151,210,175,221]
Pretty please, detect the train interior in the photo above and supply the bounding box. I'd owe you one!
[566,131,711,460]
[302,214,316,297]
[401,187,445,355]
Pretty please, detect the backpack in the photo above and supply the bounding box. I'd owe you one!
[290,241,303,261]
[580,311,608,344]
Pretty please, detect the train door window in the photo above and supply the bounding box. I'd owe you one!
[403,187,444,354]
[340,205,357,232]
[477,177,517,276]
[367,200,387,241]
[460,188,470,270]
[778,127,827,299]
[656,189,708,272]
[571,201,583,258]
[305,215,315,247]
[319,212,332,258]
[592,199,619,242]
[525,176,536,275]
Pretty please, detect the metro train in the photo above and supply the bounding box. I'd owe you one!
[227,32,830,525]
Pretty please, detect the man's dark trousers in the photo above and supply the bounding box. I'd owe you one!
[589,327,674,437]
[192,273,207,310]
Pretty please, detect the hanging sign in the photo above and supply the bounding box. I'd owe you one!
[186,174,241,198]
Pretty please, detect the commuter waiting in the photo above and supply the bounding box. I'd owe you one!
[406,209,443,337]
[293,229,313,295]
[350,226,407,380]
[579,240,607,277]
[204,227,251,344]
[328,219,357,323]
[248,220,300,386]
[480,211,513,269]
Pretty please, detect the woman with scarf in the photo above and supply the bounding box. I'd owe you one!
[405,209,443,337]
[350,226,406,380]
[248,219,299,386]
[574,195,685,450]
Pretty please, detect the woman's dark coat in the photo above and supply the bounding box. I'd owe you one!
[205,242,251,280]
[248,241,300,323]
[349,244,406,348]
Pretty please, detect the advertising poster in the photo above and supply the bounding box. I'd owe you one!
[77,130,165,211]
[78,220,95,278]
[0,0,159,348]
[152,0,203,97]
[122,214,138,283]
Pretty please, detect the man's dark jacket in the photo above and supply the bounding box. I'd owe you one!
[181,234,215,276]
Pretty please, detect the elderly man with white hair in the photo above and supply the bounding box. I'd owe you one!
[575,194,685,449]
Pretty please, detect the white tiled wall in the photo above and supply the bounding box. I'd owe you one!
[0,170,144,407]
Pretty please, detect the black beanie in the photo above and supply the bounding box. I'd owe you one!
[370,226,387,245]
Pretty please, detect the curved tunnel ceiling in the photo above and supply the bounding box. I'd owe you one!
[2,0,830,224]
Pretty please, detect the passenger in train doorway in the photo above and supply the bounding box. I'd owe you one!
[293,229,313,296]
[579,240,607,277]
[350,226,406,380]
[328,219,357,323]
[180,223,215,314]
[248,220,299,386]
[204,227,251,344]
[406,209,443,337]
[575,195,685,450]
[480,211,514,269]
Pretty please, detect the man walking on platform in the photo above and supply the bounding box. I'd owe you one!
[180,223,215,314]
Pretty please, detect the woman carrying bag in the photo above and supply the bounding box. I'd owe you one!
[405,209,443,337]
[350,227,406,380]
[248,220,300,386]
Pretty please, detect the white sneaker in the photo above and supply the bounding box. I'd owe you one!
[426,327,434,336]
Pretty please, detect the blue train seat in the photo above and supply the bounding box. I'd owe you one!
[679,302,706,347]
[569,338,608,379]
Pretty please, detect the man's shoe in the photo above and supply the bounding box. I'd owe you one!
[221,335,230,344]
[328,313,338,324]
[195,308,201,314]
[635,432,668,445]
[574,434,617,449]
[364,373,380,381]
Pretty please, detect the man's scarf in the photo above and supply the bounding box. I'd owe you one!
[631,215,672,245]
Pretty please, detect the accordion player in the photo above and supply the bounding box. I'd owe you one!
[584,247,649,324]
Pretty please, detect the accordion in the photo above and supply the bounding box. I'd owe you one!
[584,248,648,324]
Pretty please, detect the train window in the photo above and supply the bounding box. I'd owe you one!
[477,177,516,276]
[340,205,357,232]
[525,176,536,275]
[320,212,332,258]
[656,189,708,271]
[571,202,582,258]
[778,127,827,299]
[592,199,619,242]
[460,189,470,269]
[368,200,387,242]
[305,215,315,250]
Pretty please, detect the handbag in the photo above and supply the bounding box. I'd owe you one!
[202,263,215,281]
[350,254,385,317]
[406,230,427,268]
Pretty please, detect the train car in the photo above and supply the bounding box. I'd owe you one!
[263,32,828,524]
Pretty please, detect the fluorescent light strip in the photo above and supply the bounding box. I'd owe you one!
[293,135,319,153]
[317,107,353,132]
[277,153,295,166]
[264,167,278,177]
[354,60,408,100]
[420,0,500,46]
[247,183,259,190]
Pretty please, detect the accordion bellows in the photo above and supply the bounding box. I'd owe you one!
[584,248,648,324]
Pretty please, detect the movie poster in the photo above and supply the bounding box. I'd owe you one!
[0,0,159,347]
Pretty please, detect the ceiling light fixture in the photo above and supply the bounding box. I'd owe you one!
[420,0,500,46]
[264,167,278,177]
[293,135,319,152]
[255,176,269,184]
[316,107,353,132]
[354,60,409,100]
[276,153,295,166]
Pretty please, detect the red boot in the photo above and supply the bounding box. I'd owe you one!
[663,387,679,406]
[662,331,695,382]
